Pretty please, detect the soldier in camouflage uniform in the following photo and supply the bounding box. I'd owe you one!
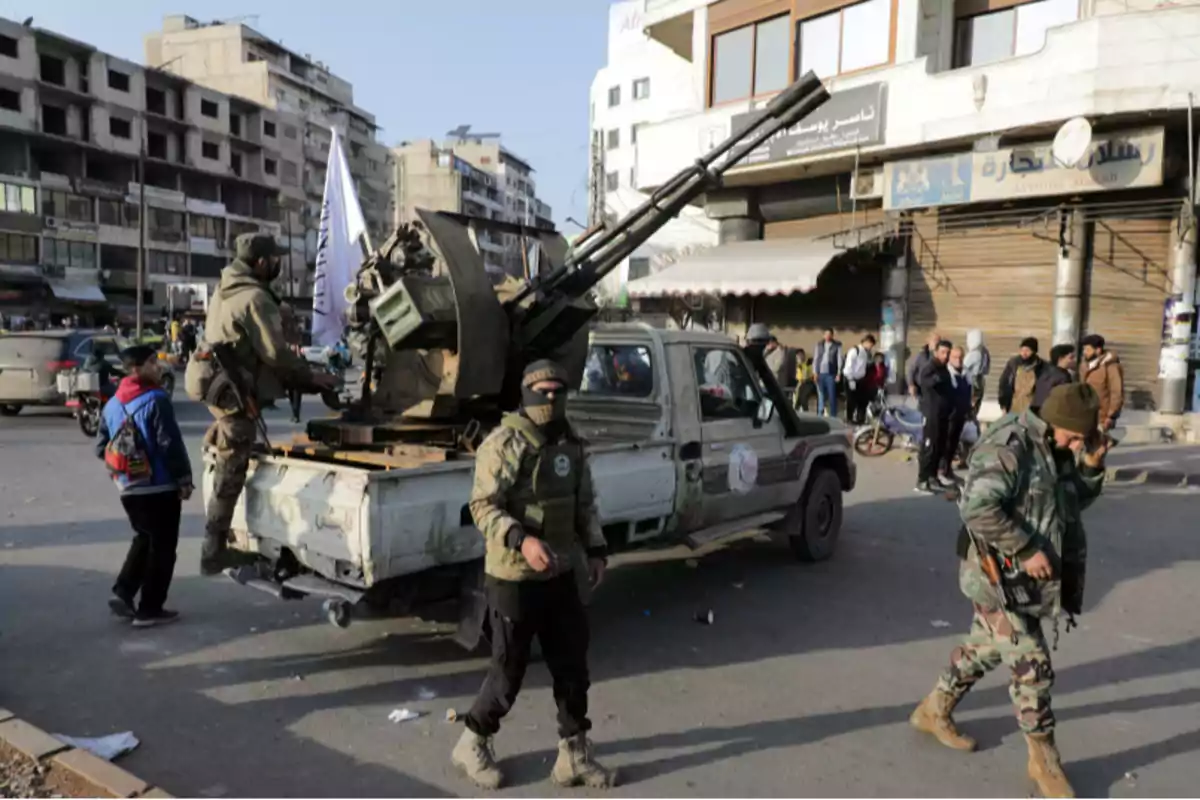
[185,234,337,576]
[910,383,1108,798]
[452,360,616,791]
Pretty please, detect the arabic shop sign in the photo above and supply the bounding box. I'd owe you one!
[883,127,1164,211]
[729,83,887,165]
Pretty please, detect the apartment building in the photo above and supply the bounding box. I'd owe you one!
[145,15,395,270]
[629,0,1200,414]
[589,0,718,304]
[394,132,554,277]
[0,16,296,322]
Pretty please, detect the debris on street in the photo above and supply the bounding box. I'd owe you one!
[444,709,458,723]
[51,732,139,761]
[930,620,952,628]
[388,708,424,723]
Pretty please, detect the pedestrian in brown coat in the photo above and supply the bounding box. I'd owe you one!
[1080,334,1124,430]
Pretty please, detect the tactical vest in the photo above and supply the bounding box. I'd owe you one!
[499,414,585,577]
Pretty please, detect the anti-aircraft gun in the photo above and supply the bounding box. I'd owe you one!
[306,73,832,452]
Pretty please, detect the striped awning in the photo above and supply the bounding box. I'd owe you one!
[626,237,842,298]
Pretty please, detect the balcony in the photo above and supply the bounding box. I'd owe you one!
[637,5,1200,190]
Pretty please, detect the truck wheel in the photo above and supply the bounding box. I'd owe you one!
[323,598,351,629]
[786,467,842,562]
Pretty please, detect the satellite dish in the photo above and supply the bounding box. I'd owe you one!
[1052,117,1093,168]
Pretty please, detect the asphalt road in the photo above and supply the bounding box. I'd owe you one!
[1,398,1197,797]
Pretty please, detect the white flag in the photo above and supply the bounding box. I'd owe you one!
[311,129,367,348]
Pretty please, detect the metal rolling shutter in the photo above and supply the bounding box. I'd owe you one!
[907,210,1058,399]
[1085,216,1174,410]
[758,211,884,350]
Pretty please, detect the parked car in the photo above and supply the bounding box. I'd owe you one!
[0,330,175,416]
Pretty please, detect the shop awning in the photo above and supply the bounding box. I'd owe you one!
[48,281,108,303]
[626,237,842,298]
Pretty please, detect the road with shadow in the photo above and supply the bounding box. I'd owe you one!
[1,398,1197,796]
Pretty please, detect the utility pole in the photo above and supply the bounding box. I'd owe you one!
[587,129,604,229]
[135,122,147,341]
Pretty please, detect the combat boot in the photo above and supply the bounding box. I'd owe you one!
[451,727,503,790]
[910,689,977,751]
[551,734,617,789]
[1025,732,1074,798]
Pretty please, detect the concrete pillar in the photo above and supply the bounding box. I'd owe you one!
[1052,208,1086,347]
[881,222,910,392]
[705,188,762,244]
[1159,203,1197,415]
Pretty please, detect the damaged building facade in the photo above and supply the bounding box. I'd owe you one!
[629,0,1200,414]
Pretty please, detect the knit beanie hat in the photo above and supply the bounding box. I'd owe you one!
[1039,383,1100,435]
[1020,337,1039,352]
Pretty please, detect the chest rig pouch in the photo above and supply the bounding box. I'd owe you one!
[502,415,584,555]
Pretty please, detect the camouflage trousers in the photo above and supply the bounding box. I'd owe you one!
[936,603,1056,734]
[202,411,257,558]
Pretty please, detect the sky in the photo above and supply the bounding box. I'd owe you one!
[20,0,614,227]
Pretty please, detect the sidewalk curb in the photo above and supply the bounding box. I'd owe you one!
[1105,466,1200,487]
[0,711,171,798]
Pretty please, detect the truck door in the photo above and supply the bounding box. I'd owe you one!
[690,344,787,526]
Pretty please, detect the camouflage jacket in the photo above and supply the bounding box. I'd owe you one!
[469,414,607,583]
[189,259,311,408]
[958,410,1103,618]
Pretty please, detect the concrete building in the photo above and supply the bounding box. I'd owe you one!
[629,0,1200,415]
[145,15,394,270]
[0,15,298,323]
[588,0,718,304]
[393,132,554,277]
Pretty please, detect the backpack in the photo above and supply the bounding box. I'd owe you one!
[104,398,154,486]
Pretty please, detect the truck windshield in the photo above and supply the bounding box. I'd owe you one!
[580,344,653,398]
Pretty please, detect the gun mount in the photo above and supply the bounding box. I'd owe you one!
[305,73,832,451]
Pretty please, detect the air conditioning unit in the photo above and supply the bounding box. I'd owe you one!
[850,167,884,201]
[44,216,60,229]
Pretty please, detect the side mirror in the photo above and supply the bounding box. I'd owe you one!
[755,397,776,426]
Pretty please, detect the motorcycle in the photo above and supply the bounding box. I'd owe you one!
[853,390,979,461]
[57,369,111,438]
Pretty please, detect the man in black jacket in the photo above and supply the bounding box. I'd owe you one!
[1031,343,1076,413]
[916,340,953,494]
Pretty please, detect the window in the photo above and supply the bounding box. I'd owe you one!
[42,238,96,270]
[264,157,278,176]
[145,86,166,115]
[108,116,132,139]
[628,257,651,282]
[200,98,219,118]
[0,182,35,215]
[282,160,299,185]
[151,208,184,233]
[202,141,220,160]
[692,347,764,420]
[632,77,650,100]
[631,124,638,145]
[230,152,242,176]
[629,168,636,188]
[41,104,66,136]
[98,200,138,228]
[608,85,620,107]
[147,131,167,159]
[149,250,186,275]
[43,191,93,223]
[605,171,619,192]
[107,69,129,92]
[189,213,225,240]
[796,0,891,79]
[192,254,224,278]
[581,344,654,397]
[39,55,65,86]
[0,87,18,111]
[283,124,298,140]
[954,0,1078,67]
[0,232,37,263]
[229,114,242,137]
[606,129,619,150]
[710,15,791,105]
[263,120,276,138]
[0,34,17,59]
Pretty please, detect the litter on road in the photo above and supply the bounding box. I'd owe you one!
[388,709,424,723]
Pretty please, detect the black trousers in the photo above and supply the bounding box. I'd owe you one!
[465,573,592,739]
[943,414,966,473]
[918,408,951,483]
[846,383,871,424]
[114,491,182,614]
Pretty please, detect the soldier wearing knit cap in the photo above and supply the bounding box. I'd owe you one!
[911,382,1109,798]
[452,359,616,792]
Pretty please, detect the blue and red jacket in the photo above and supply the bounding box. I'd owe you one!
[95,376,192,495]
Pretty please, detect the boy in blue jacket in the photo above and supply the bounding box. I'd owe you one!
[96,345,193,628]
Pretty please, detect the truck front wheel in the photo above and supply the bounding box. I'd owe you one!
[786,467,842,562]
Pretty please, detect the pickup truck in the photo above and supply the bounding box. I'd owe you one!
[208,324,857,639]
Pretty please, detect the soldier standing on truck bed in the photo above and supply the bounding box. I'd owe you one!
[910,382,1109,798]
[452,360,616,791]
[184,233,338,576]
